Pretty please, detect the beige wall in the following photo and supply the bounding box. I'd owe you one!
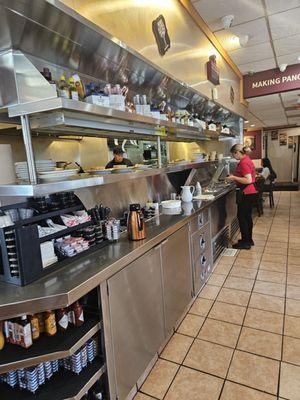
[62,0,245,118]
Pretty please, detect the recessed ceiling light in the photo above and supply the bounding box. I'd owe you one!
[239,34,250,47]
[250,124,255,127]
[298,56,300,61]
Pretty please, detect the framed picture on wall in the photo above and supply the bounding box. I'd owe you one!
[288,136,294,149]
[271,130,278,140]
[244,136,256,150]
[279,132,287,146]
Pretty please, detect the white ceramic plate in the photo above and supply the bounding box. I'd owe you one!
[38,168,78,175]
[161,200,182,209]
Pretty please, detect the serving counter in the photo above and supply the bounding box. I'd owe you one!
[0,183,237,400]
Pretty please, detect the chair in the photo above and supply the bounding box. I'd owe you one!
[255,176,265,217]
[263,180,275,209]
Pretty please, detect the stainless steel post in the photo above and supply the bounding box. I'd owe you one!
[20,115,37,184]
[157,135,162,168]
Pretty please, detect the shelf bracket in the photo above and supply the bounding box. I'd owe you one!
[20,115,37,185]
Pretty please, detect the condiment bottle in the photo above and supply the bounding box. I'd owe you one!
[56,308,69,332]
[68,77,79,101]
[73,301,84,327]
[58,75,69,99]
[44,311,57,336]
[0,321,5,350]
[19,315,33,348]
[29,314,40,341]
[37,313,45,334]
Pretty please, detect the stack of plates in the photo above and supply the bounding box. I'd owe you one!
[38,169,79,182]
[15,160,56,181]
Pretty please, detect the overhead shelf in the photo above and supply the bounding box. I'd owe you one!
[0,161,216,197]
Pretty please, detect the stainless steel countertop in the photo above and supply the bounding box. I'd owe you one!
[0,186,234,319]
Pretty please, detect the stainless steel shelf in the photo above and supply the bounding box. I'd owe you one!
[0,162,215,197]
[8,98,208,141]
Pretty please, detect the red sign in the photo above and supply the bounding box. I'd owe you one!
[207,55,220,86]
[243,64,300,98]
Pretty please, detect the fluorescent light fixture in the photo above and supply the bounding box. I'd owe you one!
[250,124,255,127]
[244,120,249,123]
[298,56,300,61]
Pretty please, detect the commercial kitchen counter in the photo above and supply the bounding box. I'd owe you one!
[0,186,235,319]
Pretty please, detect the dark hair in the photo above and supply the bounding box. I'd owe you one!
[230,144,247,154]
[113,147,124,155]
[262,157,277,181]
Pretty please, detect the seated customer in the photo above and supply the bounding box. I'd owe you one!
[105,147,133,169]
[261,158,277,184]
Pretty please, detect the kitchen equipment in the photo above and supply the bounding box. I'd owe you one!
[181,186,195,202]
[127,204,146,241]
[210,151,217,161]
[56,161,72,169]
[195,182,202,196]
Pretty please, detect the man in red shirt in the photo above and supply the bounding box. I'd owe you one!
[226,144,258,250]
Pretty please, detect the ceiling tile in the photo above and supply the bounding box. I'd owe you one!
[286,109,300,116]
[276,54,300,66]
[281,91,300,101]
[214,18,270,51]
[229,42,273,64]
[273,34,300,56]
[263,117,288,126]
[239,58,276,73]
[269,7,300,39]
[248,93,281,105]
[192,0,265,31]
[265,0,300,15]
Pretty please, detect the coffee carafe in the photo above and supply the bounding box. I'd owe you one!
[127,204,146,241]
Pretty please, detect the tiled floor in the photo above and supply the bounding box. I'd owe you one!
[136,191,300,400]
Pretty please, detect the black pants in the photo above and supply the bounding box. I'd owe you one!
[237,194,257,244]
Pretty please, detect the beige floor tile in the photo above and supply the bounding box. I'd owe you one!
[244,308,284,334]
[264,247,287,256]
[259,261,287,272]
[208,274,226,287]
[217,287,250,307]
[253,281,286,298]
[287,274,300,287]
[164,366,223,400]
[288,266,300,275]
[229,266,257,279]
[289,249,300,257]
[183,339,233,378]
[189,298,213,317]
[134,394,154,400]
[140,359,179,399]
[280,362,300,400]
[286,298,300,317]
[198,284,220,300]
[198,318,241,348]
[224,276,254,292]
[283,336,300,366]
[217,257,236,266]
[177,314,205,337]
[256,270,286,284]
[249,293,285,314]
[287,285,300,300]
[220,381,276,400]
[262,253,287,264]
[208,301,246,325]
[214,263,232,275]
[228,350,279,394]
[289,243,300,250]
[234,259,260,269]
[237,327,282,360]
[289,256,300,266]
[285,315,300,339]
[237,253,262,261]
[160,333,193,364]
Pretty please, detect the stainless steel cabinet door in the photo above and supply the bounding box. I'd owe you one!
[107,247,165,400]
[161,224,192,335]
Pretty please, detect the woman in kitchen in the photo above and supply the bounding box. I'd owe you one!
[226,144,258,250]
[105,147,133,169]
